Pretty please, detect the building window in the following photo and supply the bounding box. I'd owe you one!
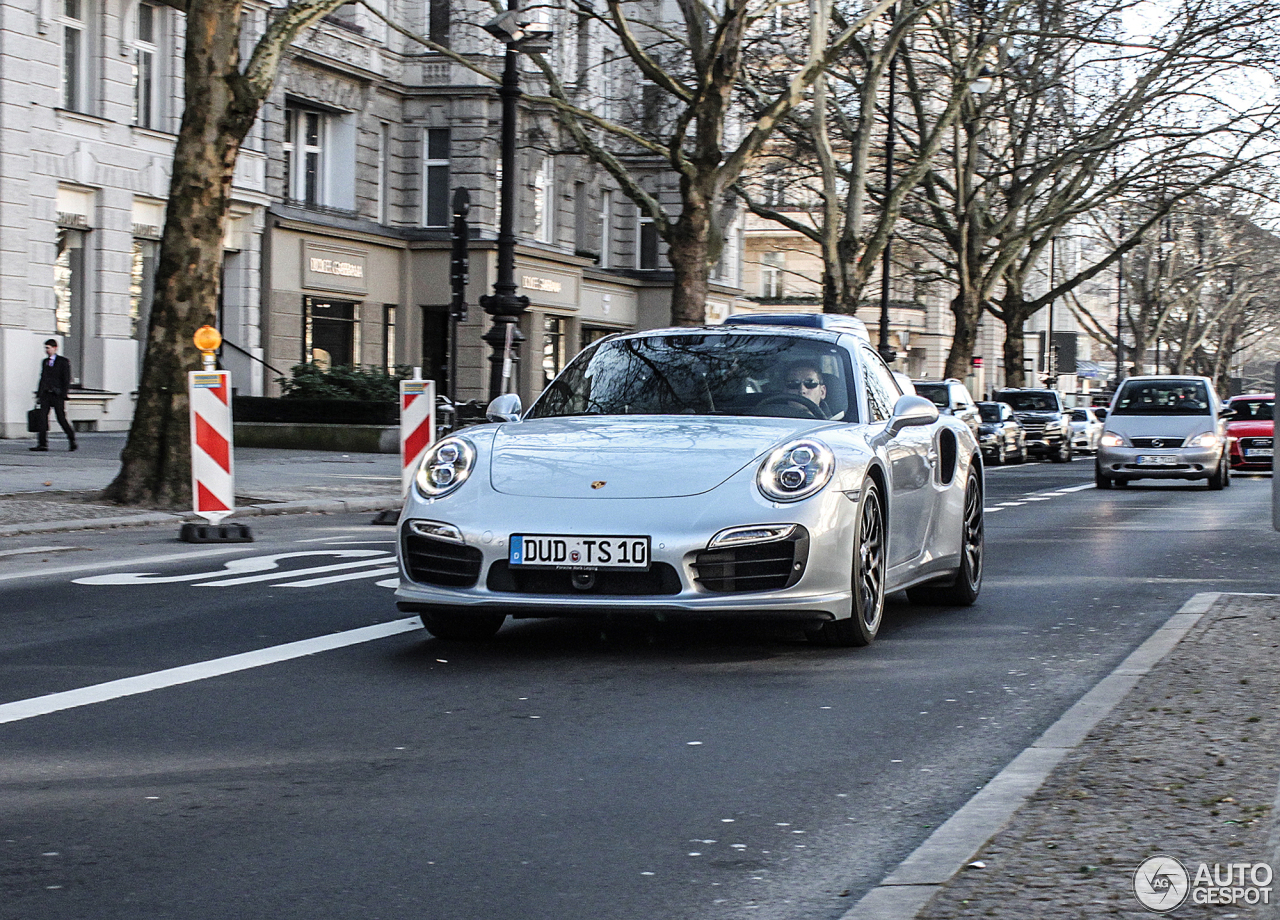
[762,176,784,207]
[429,0,450,45]
[284,107,325,206]
[133,2,158,128]
[421,306,449,395]
[533,157,554,243]
[422,128,450,228]
[55,229,87,384]
[760,252,784,298]
[377,124,390,223]
[600,190,613,269]
[61,0,87,112]
[303,298,360,369]
[383,304,397,372]
[573,181,589,254]
[542,315,567,386]
[637,213,659,270]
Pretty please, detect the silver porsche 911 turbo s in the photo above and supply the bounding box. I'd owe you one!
[395,314,984,647]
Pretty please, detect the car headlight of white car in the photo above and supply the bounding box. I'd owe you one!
[757,439,835,502]
[1186,431,1222,448]
[1100,432,1126,448]
[415,436,477,498]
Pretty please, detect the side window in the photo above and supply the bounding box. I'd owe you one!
[859,347,901,423]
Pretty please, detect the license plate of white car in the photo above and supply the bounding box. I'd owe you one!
[509,534,650,569]
[1245,448,1273,457]
[1136,455,1177,466]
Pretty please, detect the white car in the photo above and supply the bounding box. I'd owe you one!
[1070,406,1105,453]
[396,314,985,647]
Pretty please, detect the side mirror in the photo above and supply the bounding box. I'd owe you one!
[486,393,523,423]
[886,394,939,437]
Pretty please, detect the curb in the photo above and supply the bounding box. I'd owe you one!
[839,592,1223,920]
[0,495,402,538]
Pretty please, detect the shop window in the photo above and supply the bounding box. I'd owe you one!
[133,1,160,128]
[303,298,360,369]
[55,229,87,385]
[580,325,617,351]
[130,238,158,351]
[422,128,450,227]
[542,315,567,386]
[61,0,90,113]
[637,213,659,270]
[421,306,450,395]
[383,304,397,372]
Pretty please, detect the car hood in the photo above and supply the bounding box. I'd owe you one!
[488,416,836,498]
[1227,420,1273,437]
[1105,415,1215,439]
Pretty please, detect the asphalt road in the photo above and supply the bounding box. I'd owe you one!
[0,460,1276,920]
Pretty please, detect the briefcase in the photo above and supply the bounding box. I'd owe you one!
[27,407,46,433]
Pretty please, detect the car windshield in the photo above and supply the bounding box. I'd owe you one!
[1113,380,1211,416]
[915,384,948,409]
[1230,399,1273,421]
[979,404,1003,423]
[1071,409,1090,422]
[998,392,1056,411]
[527,333,858,422]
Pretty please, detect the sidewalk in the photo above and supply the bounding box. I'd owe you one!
[850,592,1280,919]
[0,431,402,536]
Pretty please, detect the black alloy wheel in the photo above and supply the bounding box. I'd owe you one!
[810,481,885,647]
[906,468,984,606]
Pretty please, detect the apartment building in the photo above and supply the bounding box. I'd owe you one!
[0,0,744,438]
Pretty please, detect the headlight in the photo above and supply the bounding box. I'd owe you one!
[757,439,834,502]
[1100,432,1125,448]
[414,437,477,499]
[1186,431,1221,448]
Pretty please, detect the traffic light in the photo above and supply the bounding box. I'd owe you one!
[450,188,470,323]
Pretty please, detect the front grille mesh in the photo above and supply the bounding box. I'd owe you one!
[487,562,680,595]
[693,530,809,593]
[1130,437,1184,449]
[402,532,483,587]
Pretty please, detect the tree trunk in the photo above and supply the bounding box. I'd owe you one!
[943,290,982,379]
[666,195,713,327]
[1003,312,1027,388]
[103,1,258,508]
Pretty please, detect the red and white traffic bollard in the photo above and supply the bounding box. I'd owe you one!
[400,379,437,496]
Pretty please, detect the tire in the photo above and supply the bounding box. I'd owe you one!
[1207,456,1226,490]
[1095,462,1113,489]
[1052,436,1073,463]
[420,610,506,641]
[906,470,984,607]
[810,481,886,647]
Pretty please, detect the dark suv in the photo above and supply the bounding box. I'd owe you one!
[994,388,1073,462]
[913,379,981,438]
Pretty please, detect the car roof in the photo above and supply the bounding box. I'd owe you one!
[721,312,870,341]
[1229,393,1274,400]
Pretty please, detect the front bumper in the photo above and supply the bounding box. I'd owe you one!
[1096,444,1222,480]
[1229,438,1273,470]
[393,488,861,623]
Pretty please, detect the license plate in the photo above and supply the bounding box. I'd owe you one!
[509,534,650,570]
[1136,455,1178,466]
[1245,448,1273,457]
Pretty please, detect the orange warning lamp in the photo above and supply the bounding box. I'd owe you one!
[194,324,222,370]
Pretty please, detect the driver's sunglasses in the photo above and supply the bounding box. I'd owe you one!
[785,378,822,391]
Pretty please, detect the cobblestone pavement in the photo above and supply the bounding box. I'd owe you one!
[916,594,1280,919]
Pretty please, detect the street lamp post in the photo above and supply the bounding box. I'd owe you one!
[877,45,897,365]
[1115,213,1125,385]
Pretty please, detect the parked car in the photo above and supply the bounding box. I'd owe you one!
[993,388,1073,462]
[913,379,982,438]
[396,314,985,648]
[1095,375,1231,489]
[977,401,1027,464]
[1070,406,1105,453]
[1225,393,1274,471]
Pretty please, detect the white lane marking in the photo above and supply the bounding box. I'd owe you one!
[984,507,1003,513]
[0,546,77,558]
[281,566,399,588]
[1023,496,1052,501]
[294,536,396,544]
[1056,483,1095,493]
[0,617,424,725]
[0,546,253,585]
[375,577,399,588]
[195,555,395,587]
[997,502,1026,507]
[74,550,387,586]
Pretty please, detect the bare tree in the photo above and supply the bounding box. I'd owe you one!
[104,0,355,508]
[902,0,1280,381]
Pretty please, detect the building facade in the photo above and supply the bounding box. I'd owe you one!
[0,0,746,439]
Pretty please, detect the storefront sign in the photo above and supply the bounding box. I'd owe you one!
[302,241,368,295]
[518,267,576,308]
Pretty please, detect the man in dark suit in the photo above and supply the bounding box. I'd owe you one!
[32,338,76,451]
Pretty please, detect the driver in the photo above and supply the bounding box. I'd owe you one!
[783,361,831,418]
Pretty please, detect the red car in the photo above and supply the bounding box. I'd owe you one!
[1226,393,1274,471]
